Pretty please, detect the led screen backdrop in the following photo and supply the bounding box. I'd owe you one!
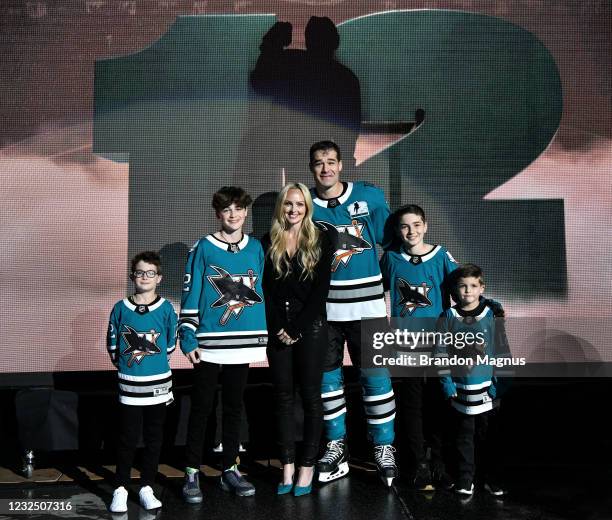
[1,1,611,375]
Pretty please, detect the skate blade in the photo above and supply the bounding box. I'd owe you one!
[381,475,395,488]
[318,462,349,483]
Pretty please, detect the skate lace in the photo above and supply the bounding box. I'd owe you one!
[374,445,396,468]
[320,440,344,463]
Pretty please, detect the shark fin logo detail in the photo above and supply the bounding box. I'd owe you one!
[317,220,372,272]
[121,325,161,367]
[397,278,432,316]
[207,265,263,325]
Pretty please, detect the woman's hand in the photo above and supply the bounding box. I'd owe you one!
[277,328,297,345]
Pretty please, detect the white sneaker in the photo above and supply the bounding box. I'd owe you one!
[139,485,162,510]
[110,486,128,513]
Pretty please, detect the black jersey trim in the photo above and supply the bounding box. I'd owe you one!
[329,279,383,291]
[327,293,385,304]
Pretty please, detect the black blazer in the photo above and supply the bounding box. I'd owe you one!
[262,230,333,340]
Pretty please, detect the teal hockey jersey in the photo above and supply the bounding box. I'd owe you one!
[380,245,458,319]
[179,234,267,364]
[434,300,512,415]
[311,181,390,322]
[107,296,177,406]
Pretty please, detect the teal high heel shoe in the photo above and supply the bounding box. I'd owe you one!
[277,481,294,495]
[293,467,314,497]
[293,483,312,497]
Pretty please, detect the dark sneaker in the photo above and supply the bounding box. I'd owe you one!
[455,478,474,495]
[182,469,203,504]
[220,466,256,497]
[484,482,506,496]
[431,462,454,491]
[412,462,434,491]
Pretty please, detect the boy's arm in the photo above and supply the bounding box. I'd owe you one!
[166,303,178,362]
[490,303,514,398]
[433,313,457,399]
[368,185,393,249]
[106,307,120,367]
[440,249,459,310]
[178,241,204,356]
[379,251,391,292]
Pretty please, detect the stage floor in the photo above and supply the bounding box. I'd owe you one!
[0,460,609,520]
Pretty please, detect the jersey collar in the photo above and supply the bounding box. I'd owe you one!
[124,295,164,313]
[400,245,441,265]
[313,182,353,208]
[206,233,249,252]
[450,299,489,321]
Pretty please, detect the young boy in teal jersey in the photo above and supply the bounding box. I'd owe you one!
[179,186,267,503]
[107,251,178,513]
[435,264,511,496]
[380,204,458,490]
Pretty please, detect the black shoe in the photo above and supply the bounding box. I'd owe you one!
[220,466,256,497]
[316,439,349,483]
[412,463,434,491]
[182,469,203,504]
[484,482,506,496]
[431,463,453,491]
[455,478,474,496]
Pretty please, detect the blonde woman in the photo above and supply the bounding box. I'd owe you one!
[262,183,333,496]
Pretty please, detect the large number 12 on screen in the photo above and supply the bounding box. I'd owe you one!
[93,10,563,300]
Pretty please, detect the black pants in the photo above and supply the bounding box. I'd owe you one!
[397,377,448,476]
[324,317,389,370]
[185,362,249,470]
[116,402,167,488]
[267,318,327,466]
[453,406,501,483]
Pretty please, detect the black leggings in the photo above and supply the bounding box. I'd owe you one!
[116,402,167,488]
[185,361,249,470]
[267,318,327,466]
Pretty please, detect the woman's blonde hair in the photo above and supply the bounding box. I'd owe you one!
[268,183,321,280]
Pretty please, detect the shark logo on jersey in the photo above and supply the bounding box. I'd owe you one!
[316,220,372,272]
[121,325,161,367]
[207,265,263,325]
[397,278,433,316]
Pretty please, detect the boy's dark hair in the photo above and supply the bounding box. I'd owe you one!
[452,263,485,286]
[392,204,427,226]
[131,251,162,275]
[309,140,342,165]
[212,186,253,214]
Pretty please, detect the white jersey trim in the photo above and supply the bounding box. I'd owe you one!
[400,245,441,264]
[118,370,172,382]
[119,393,174,406]
[329,273,383,286]
[122,297,166,312]
[205,233,250,251]
[313,182,354,207]
[326,298,387,322]
[198,346,266,364]
[196,329,268,337]
[455,380,492,391]
[451,401,494,415]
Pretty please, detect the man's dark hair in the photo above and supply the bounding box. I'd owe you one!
[131,251,162,275]
[212,186,253,214]
[309,140,342,165]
